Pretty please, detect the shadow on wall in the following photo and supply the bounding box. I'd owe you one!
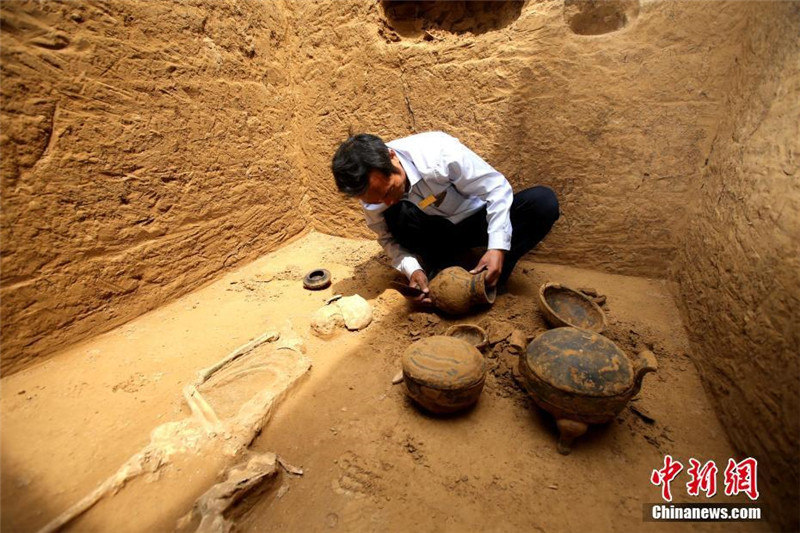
[381,0,524,37]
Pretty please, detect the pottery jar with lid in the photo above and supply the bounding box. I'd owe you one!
[402,335,487,413]
[518,327,657,454]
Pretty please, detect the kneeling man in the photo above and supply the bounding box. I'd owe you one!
[331,131,559,304]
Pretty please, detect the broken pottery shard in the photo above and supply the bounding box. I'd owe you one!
[310,295,372,336]
[486,320,513,345]
[310,305,343,337]
[578,287,607,306]
[336,295,373,331]
[508,329,528,354]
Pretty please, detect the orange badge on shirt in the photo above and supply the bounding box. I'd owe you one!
[418,191,447,209]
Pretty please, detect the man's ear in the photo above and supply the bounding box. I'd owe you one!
[388,149,402,169]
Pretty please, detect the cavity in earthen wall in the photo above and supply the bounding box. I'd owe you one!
[0,0,308,374]
[301,1,750,278]
[673,3,800,530]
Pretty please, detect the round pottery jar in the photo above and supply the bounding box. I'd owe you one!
[518,327,657,454]
[402,335,486,414]
[428,266,496,315]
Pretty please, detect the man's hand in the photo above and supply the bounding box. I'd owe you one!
[470,249,505,287]
[409,269,433,306]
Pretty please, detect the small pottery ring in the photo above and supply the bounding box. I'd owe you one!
[303,268,331,290]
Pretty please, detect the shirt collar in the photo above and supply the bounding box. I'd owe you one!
[394,149,421,189]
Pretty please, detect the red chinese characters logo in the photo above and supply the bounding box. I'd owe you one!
[651,455,684,502]
[724,458,760,501]
[651,456,759,501]
[686,458,718,497]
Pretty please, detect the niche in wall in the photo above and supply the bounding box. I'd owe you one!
[563,0,640,36]
[381,0,524,37]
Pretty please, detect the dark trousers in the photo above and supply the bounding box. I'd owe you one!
[383,186,559,284]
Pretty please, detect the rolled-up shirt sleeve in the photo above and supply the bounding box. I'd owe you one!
[363,204,422,280]
[437,137,513,251]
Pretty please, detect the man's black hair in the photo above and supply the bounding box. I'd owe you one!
[331,133,396,197]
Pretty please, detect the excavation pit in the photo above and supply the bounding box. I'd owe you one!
[0,233,765,532]
[1,1,797,530]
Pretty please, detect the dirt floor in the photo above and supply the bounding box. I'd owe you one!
[0,232,763,532]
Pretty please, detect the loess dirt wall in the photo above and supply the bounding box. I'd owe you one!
[673,3,800,530]
[3,0,789,375]
[0,0,307,374]
[300,0,750,277]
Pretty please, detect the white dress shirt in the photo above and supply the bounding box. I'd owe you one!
[361,131,513,280]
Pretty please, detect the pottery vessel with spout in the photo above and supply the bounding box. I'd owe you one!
[428,266,497,315]
[518,327,657,454]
